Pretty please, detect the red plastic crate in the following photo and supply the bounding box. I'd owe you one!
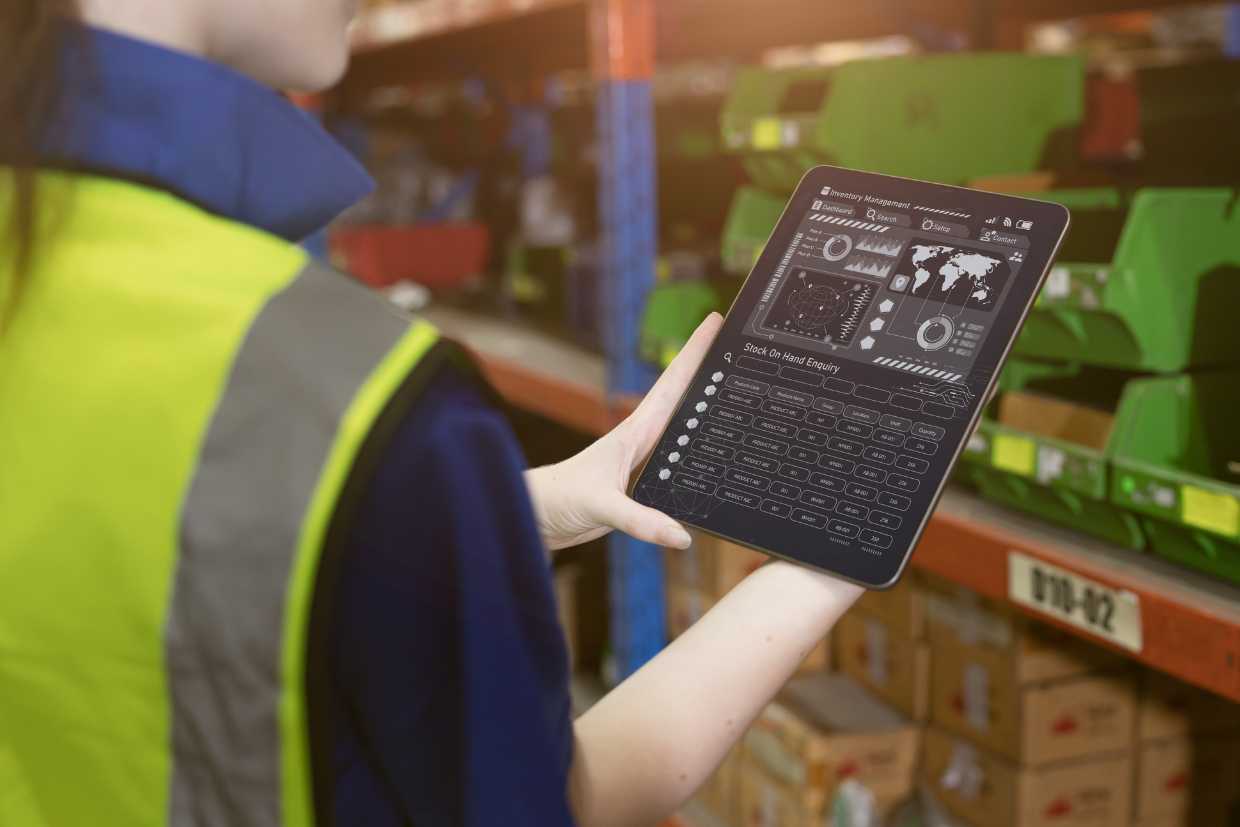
[331,224,490,290]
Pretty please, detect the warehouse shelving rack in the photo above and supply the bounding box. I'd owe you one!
[339,0,1240,700]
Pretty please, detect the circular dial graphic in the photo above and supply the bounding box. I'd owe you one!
[823,233,853,262]
[916,315,955,351]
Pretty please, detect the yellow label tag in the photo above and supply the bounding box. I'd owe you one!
[751,117,783,150]
[992,433,1036,476]
[508,271,543,302]
[659,343,679,369]
[655,258,671,283]
[1181,485,1240,538]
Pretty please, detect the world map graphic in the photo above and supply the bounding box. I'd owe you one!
[903,243,1010,312]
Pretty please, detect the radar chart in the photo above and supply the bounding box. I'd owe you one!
[760,269,876,347]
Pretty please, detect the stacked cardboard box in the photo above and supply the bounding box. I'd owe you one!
[665,532,830,671]
[921,582,1138,827]
[700,742,747,824]
[837,574,932,721]
[1132,670,1240,826]
[739,674,921,826]
[923,730,1133,827]
[554,565,582,669]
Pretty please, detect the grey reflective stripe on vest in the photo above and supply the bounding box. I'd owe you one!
[166,261,411,826]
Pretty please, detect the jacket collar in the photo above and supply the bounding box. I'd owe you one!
[49,25,373,241]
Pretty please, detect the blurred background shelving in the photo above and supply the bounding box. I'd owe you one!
[321,2,1240,823]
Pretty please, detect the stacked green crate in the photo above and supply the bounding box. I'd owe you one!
[650,54,1089,369]
[1110,373,1240,581]
[964,360,1146,548]
[713,52,1087,351]
[639,279,720,369]
[969,188,1240,579]
[720,187,786,276]
[718,53,1085,280]
[1014,189,1240,371]
[719,54,1084,192]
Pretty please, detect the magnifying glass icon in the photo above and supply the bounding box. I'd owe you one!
[724,352,733,364]
[866,208,878,220]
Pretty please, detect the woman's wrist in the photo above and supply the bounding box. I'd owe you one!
[523,463,565,550]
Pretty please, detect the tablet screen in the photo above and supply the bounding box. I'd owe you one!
[632,166,1069,588]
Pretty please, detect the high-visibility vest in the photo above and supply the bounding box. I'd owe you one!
[0,171,454,826]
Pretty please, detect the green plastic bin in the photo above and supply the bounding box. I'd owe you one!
[1015,188,1240,372]
[720,54,1084,191]
[964,361,1145,548]
[1109,372,1240,584]
[720,66,829,191]
[720,186,787,276]
[639,281,721,369]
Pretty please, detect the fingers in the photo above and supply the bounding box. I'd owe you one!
[595,491,692,549]
[626,312,724,462]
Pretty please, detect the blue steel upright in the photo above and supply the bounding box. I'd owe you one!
[1227,4,1240,58]
[592,0,665,679]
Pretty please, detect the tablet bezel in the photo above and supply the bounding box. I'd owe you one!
[635,165,1070,588]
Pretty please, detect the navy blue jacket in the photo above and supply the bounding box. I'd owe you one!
[51,26,575,826]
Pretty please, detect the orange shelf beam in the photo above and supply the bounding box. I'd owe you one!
[350,0,582,52]
[918,492,1240,701]
[432,309,1240,700]
[422,306,638,436]
[472,350,638,436]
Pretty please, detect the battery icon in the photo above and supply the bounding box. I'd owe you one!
[1016,219,1033,230]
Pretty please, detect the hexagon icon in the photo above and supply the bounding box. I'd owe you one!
[860,336,876,350]
[869,318,885,332]
[879,299,895,313]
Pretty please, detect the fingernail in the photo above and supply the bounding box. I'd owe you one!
[661,524,692,548]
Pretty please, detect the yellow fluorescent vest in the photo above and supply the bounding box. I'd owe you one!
[0,172,445,826]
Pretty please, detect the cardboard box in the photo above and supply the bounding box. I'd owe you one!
[923,728,1132,827]
[664,536,718,591]
[999,391,1115,451]
[931,641,1136,766]
[837,610,931,721]
[665,532,766,601]
[702,742,745,823]
[1138,669,1240,741]
[554,565,581,669]
[666,584,708,640]
[739,674,920,826]
[738,764,908,827]
[1134,736,1240,825]
[856,573,929,640]
[925,584,1122,684]
[799,635,831,675]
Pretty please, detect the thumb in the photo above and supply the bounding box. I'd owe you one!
[625,312,724,462]
[594,491,692,549]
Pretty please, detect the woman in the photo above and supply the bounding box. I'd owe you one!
[0,2,861,825]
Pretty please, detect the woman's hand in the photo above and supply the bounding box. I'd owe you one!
[524,312,723,551]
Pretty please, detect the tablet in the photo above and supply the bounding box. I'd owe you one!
[632,166,1069,588]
